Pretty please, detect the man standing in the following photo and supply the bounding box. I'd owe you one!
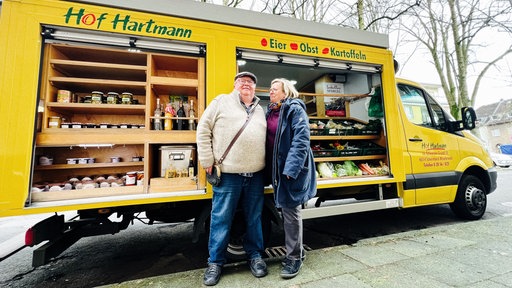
[196,72,268,286]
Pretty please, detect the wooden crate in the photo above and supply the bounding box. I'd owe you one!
[149,177,198,193]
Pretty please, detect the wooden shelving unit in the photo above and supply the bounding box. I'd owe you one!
[32,43,205,202]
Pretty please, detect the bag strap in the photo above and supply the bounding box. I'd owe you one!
[217,108,255,165]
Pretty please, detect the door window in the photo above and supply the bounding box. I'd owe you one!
[398,84,447,131]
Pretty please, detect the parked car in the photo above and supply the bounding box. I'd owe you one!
[490,152,512,168]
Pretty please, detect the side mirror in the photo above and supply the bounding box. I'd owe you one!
[461,107,476,130]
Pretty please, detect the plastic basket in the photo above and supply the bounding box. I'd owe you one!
[338,128,355,136]
[359,128,380,135]
[362,147,386,155]
[323,128,339,135]
[312,149,338,157]
[310,128,324,136]
[338,148,362,156]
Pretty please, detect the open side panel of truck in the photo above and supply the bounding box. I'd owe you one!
[236,49,401,217]
[30,26,208,206]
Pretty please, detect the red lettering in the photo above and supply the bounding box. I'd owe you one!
[81,14,96,25]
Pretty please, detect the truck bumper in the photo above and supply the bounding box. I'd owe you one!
[488,166,498,193]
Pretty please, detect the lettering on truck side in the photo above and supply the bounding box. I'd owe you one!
[64,7,192,38]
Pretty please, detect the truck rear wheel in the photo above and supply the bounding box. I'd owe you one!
[450,175,487,220]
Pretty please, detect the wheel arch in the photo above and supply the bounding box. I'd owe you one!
[459,165,493,196]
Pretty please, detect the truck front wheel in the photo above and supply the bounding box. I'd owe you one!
[450,175,487,220]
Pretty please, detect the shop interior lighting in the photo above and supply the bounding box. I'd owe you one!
[350,64,381,73]
[76,144,115,149]
[43,26,203,54]
[280,56,316,66]
[318,59,346,69]
[45,29,129,47]
[133,39,202,54]
[240,50,279,62]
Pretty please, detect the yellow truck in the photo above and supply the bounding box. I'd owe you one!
[0,0,497,266]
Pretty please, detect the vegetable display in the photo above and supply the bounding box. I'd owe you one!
[316,161,389,178]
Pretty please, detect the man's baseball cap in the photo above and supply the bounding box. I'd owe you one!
[234,71,257,84]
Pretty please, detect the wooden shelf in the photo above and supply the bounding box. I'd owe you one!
[311,135,379,140]
[309,116,352,120]
[145,130,196,143]
[50,59,147,81]
[36,130,146,146]
[31,185,144,202]
[151,82,198,96]
[46,102,146,115]
[314,155,386,162]
[36,129,196,146]
[150,76,198,87]
[49,77,147,95]
[50,44,147,66]
[317,174,389,181]
[300,92,369,98]
[35,162,144,171]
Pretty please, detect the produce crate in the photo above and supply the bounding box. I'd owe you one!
[361,143,386,155]
[359,128,381,135]
[323,128,339,135]
[338,148,362,156]
[362,147,386,155]
[312,149,338,157]
[338,127,355,136]
[310,128,325,136]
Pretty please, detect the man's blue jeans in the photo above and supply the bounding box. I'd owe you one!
[208,171,264,265]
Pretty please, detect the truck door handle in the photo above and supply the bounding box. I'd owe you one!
[409,137,423,142]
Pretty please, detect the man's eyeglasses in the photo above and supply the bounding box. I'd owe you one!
[237,79,255,85]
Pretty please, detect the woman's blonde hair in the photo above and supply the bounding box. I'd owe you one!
[271,78,299,99]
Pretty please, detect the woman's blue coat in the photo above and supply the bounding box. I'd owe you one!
[267,98,317,208]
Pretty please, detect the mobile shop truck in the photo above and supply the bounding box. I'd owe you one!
[0,0,497,266]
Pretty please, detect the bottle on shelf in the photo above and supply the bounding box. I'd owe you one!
[164,102,175,131]
[188,159,195,178]
[176,99,187,130]
[188,100,196,131]
[153,98,163,130]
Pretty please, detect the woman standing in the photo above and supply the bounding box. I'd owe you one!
[266,78,316,279]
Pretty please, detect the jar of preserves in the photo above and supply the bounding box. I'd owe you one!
[125,171,137,186]
[121,92,133,104]
[106,92,119,104]
[136,171,144,186]
[91,91,103,104]
[57,90,71,103]
[48,116,61,128]
[83,95,92,103]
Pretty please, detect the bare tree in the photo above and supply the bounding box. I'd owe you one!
[201,0,512,117]
[402,0,512,118]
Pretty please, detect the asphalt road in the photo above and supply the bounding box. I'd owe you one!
[1,168,511,288]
